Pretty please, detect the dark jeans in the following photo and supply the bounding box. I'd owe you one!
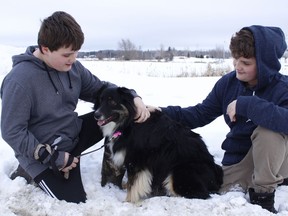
[34,111,103,203]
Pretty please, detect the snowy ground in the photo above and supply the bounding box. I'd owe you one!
[0,45,287,216]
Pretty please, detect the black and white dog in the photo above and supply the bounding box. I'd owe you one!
[94,86,223,203]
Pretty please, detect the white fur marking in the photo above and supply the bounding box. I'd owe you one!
[127,169,152,203]
[102,122,116,137]
[163,174,178,197]
[112,150,126,167]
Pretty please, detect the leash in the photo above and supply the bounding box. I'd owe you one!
[76,131,122,158]
[62,131,122,180]
[77,144,106,158]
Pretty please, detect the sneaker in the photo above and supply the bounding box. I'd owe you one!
[10,164,34,184]
[249,188,277,213]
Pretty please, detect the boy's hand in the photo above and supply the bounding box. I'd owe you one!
[60,153,79,173]
[227,100,237,122]
[146,105,162,113]
[133,97,150,123]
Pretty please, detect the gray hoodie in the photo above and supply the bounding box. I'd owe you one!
[1,46,115,178]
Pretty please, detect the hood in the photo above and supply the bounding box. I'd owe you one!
[242,25,287,90]
[12,46,45,70]
[11,46,73,93]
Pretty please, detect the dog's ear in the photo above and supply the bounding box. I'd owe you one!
[117,87,136,102]
[118,87,133,95]
[117,87,137,116]
[93,82,113,110]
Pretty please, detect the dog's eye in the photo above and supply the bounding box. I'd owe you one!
[108,98,117,106]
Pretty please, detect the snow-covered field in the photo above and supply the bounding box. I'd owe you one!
[0,45,287,216]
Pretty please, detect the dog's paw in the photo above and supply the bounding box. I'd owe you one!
[122,181,128,189]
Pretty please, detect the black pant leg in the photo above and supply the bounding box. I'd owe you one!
[34,164,86,203]
[71,111,104,156]
[34,111,103,203]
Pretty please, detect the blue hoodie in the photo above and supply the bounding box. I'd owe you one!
[161,26,288,166]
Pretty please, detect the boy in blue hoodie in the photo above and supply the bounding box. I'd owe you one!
[1,11,150,203]
[148,25,288,213]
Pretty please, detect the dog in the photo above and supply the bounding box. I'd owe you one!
[93,86,223,203]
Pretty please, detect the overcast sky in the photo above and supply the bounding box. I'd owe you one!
[0,0,287,51]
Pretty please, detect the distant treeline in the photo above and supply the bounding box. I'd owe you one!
[79,38,288,61]
[78,48,231,61]
[78,38,231,61]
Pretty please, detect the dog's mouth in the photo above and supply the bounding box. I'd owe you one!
[96,113,119,126]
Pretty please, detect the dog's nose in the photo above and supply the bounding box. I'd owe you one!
[94,111,101,120]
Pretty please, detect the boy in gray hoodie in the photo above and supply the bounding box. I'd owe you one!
[1,11,150,203]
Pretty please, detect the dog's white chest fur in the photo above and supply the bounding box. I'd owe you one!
[106,140,126,168]
[112,150,126,167]
[102,122,116,137]
[101,122,127,167]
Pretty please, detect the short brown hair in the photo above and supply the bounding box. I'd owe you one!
[229,29,255,59]
[37,11,84,53]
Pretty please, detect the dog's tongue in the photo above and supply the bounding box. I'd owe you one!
[97,120,106,126]
[97,115,115,126]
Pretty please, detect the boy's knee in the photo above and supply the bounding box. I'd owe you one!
[251,126,286,146]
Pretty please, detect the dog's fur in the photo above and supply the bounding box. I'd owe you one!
[94,86,223,203]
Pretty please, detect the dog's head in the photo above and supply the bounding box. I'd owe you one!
[94,86,136,136]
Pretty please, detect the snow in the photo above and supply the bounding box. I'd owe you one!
[0,45,287,216]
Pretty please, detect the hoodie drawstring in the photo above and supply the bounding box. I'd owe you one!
[67,71,73,89]
[44,63,59,94]
[246,91,256,123]
[43,63,73,93]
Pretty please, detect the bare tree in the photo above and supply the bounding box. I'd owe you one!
[155,44,165,61]
[118,39,138,60]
